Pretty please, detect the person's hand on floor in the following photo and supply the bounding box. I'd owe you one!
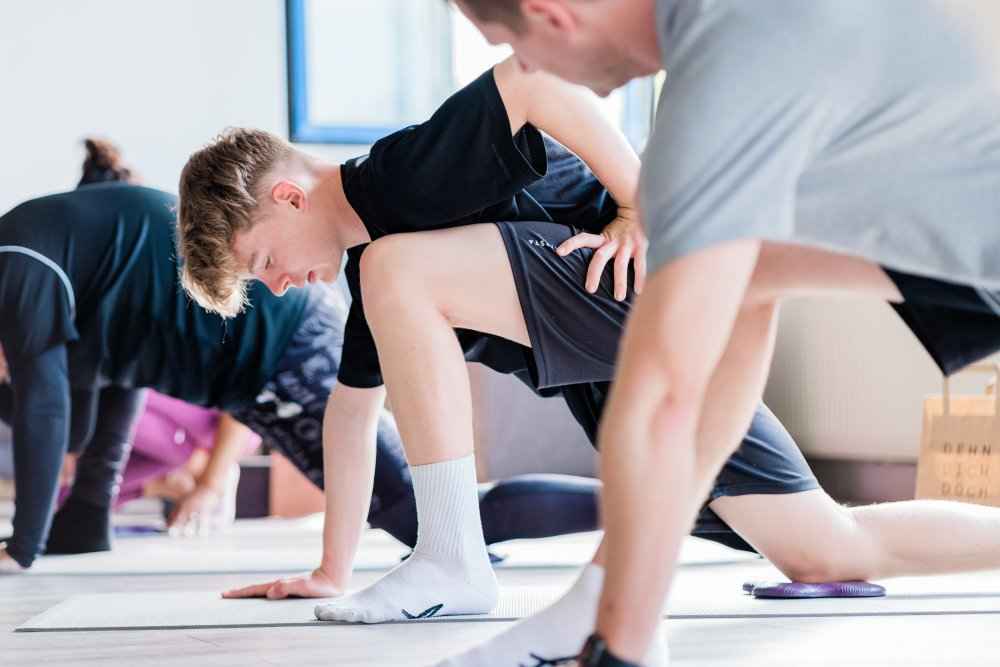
[0,546,26,574]
[556,205,648,301]
[222,567,343,599]
[167,485,222,537]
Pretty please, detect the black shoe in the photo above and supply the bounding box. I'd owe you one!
[44,497,112,555]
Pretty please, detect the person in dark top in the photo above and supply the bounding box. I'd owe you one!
[0,140,603,572]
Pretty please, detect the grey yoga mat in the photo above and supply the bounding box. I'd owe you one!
[20,579,1000,632]
[22,528,755,576]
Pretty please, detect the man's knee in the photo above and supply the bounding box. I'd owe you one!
[773,548,853,583]
[769,506,881,582]
[601,387,706,462]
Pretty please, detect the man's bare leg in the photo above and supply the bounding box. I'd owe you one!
[594,242,903,661]
[713,489,1000,581]
[360,226,530,466]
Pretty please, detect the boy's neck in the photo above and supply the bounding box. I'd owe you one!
[313,163,371,249]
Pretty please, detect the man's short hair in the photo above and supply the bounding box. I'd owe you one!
[176,128,291,317]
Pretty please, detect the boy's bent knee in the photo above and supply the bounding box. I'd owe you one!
[359,236,429,313]
[360,236,420,286]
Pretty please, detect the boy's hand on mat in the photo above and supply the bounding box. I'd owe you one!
[556,206,648,301]
[221,568,343,600]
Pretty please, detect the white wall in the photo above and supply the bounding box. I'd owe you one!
[471,366,596,480]
[0,0,357,212]
[765,299,998,462]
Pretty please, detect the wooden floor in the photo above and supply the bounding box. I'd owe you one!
[4,516,1000,666]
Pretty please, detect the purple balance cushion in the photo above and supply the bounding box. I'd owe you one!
[743,580,886,599]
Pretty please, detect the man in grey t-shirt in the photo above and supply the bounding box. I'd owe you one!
[455,1,1000,665]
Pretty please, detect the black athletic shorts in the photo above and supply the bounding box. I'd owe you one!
[497,220,631,389]
[498,220,820,511]
[884,268,1000,375]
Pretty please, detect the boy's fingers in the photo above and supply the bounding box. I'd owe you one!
[585,244,617,293]
[556,232,604,256]
[613,244,634,300]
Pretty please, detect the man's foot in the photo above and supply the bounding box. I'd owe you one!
[431,564,669,667]
[44,497,112,555]
[315,550,498,623]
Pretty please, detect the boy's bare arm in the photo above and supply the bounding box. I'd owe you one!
[222,383,386,599]
[494,57,646,298]
[493,57,640,207]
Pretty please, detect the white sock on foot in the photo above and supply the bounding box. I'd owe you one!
[433,563,669,666]
[315,454,497,623]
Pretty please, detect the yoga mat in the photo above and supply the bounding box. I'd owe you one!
[16,588,558,631]
[486,533,757,569]
[19,517,395,575]
[22,524,754,576]
[20,575,1000,632]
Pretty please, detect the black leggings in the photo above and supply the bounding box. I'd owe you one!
[0,382,143,561]
[64,387,143,508]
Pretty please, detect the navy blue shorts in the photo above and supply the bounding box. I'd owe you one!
[884,268,1000,375]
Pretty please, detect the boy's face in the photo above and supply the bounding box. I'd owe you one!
[457,1,650,97]
[232,194,342,297]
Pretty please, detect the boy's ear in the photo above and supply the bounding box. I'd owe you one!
[272,180,307,211]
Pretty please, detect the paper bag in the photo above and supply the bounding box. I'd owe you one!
[915,364,1000,506]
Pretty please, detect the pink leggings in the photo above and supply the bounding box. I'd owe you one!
[60,391,259,507]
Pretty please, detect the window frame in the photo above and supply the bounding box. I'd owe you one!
[286,0,406,144]
[285,0,655,148]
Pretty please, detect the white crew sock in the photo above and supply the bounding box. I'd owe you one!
[316,454,497,623]
[433,563,669,666]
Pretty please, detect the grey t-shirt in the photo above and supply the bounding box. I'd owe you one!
[643,0,1000,288]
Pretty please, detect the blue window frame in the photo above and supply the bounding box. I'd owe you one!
[286,0,455,144]
[286,0,654,148]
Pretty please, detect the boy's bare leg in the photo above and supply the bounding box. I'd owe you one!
[316,225,530,623]
[360,225,530,466]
